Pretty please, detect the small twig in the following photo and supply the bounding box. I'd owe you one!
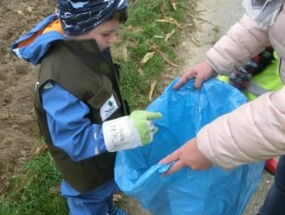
[149,80,157,101]
[152,47,181,68]
[156,17,181,28]
[188,33,202,47]
[195,17,217,28]
[34,144,48,156]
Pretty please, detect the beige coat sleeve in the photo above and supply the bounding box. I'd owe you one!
[206,14,270,74]
[197,87,285,170]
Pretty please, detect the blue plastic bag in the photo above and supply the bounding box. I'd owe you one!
[115,79,264,215]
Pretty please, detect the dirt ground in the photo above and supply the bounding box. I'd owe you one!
[0,0,55,195]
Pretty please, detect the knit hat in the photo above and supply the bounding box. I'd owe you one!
[57,0,128,36]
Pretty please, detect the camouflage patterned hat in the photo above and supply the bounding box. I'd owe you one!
[57,0,128,36]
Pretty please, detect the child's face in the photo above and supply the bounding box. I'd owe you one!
[76,19,121,51]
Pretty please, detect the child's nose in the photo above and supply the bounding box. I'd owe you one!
[109,34,117,44]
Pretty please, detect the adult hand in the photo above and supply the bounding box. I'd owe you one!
[159,138,213,174]
[174,60,217,89]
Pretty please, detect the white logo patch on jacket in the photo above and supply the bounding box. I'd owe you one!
[100,94,118,121]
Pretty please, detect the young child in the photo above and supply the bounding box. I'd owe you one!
[161,0,285,214]
[11,0,161,215]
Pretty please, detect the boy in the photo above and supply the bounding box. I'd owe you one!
[11,0,161,214]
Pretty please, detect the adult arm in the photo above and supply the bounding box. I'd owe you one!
[206,13,270,74]
[198,87,285,169]
[174,13,271,90]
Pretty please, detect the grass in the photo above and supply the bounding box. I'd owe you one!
[114,0,189,109]
[0,151,68,215]
[1,0,197,214]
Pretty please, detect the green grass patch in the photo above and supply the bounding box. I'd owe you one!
[0,152,67,215]
[1,0,195,214]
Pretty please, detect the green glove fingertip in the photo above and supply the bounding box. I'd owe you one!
[146,112,162,120]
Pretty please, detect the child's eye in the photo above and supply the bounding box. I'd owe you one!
[102,33,111,37]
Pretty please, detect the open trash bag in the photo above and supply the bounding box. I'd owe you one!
[115,79,264,215]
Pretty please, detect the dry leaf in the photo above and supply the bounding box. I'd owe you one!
[153,35,164,39]
[26,7,32,13]
[124,26,143,33]
[165,30,175,42]
[161,55,180,67]
[16,10,24,15]
[141,52,155,65]
[188,33,202,47]
[49,184,60,195]
[149,80,157,101]
[122,45,128,61]
[34,144,48,155]
[156,17,180,27]
[138,68,144,75]
[172,2,177,11]
[153,48,180,68]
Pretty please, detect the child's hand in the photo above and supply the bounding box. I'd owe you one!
[103,110,162,152]
[130,110,162,145]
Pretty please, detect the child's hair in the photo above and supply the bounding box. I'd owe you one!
[107,8,128,24]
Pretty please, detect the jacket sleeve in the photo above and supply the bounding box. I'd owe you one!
[197,87,285,170]
[41,82,107,162]
[206,13,271,74]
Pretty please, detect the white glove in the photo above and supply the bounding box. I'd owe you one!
[103,110,162,152]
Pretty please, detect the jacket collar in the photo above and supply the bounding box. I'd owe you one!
[10,14,66,65]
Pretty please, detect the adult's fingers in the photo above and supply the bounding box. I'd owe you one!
[164,160,185,175]
[159,149,179,165]
[173,72,195,90]
[194,77,204,89]
[173,78,188,90]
